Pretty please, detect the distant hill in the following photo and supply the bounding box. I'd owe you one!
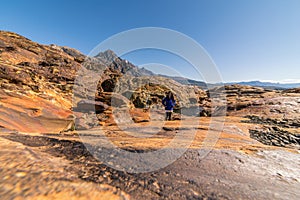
[157,75,208,88]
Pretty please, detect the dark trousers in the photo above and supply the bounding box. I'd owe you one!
[165,111,172,121]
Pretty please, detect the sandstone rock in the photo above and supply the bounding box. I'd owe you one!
[282,87,300,93]
[0,31,82,133]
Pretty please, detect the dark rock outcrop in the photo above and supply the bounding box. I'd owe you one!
[250,126,300,149]
[242,115,300,129]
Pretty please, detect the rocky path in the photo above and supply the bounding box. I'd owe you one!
[1,117,299,200]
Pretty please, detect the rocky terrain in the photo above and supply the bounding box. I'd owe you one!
[1,31,300,199]
[0,31,82,133]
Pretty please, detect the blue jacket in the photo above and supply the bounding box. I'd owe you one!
[162,97,176,110]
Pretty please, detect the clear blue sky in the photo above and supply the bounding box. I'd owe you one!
[1,0,300,83]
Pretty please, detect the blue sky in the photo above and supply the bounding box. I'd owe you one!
[1,0,300,83]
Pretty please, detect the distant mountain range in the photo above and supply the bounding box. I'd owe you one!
[158,75,300,89]
[225,81,300,89]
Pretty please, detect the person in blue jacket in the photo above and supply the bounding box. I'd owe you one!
[162,91,176,120]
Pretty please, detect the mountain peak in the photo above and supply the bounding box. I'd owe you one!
[95,49,118,61]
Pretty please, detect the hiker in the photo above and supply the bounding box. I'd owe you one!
[162,91,176,121]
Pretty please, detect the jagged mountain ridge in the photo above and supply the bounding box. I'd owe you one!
[94,49,154,76]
